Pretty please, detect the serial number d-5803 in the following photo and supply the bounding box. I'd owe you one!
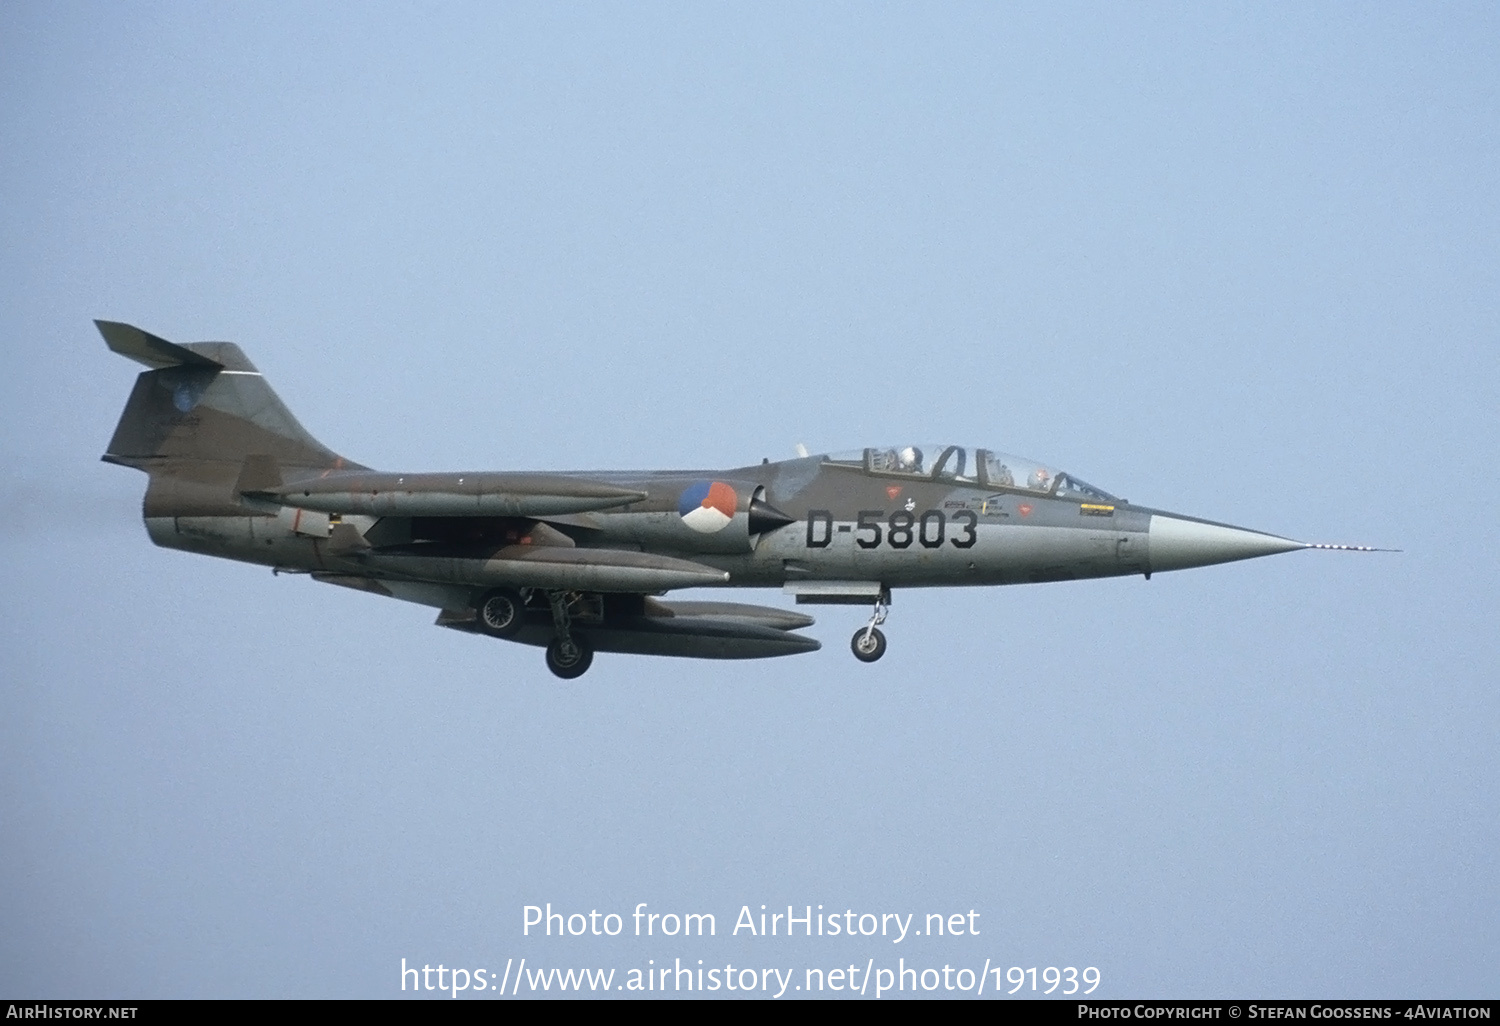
[805,509,978,550]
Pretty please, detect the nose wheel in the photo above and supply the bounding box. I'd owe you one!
[851,627,886,662]
[850,587,890,663]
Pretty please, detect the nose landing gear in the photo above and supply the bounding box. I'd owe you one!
[850,588,890,663]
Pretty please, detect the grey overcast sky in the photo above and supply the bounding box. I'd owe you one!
[2,1,1496,999]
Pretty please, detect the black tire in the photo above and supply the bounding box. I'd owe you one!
[851,627,887,663]
[545,637,594,679]
[476,588,526,639]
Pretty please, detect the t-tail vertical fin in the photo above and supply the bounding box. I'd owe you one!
[98,320,361,473]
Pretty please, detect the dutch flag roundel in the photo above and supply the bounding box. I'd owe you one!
[678,481,737,533]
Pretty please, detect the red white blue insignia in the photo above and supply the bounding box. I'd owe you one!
[678,481,737,533]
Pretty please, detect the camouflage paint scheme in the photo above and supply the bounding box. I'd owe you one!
[99,321,1379,678]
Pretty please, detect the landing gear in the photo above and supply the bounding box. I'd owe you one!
[475,588,526,638]
[851,627,886,662]
[850,587,890,663]
[545,636,594,679]
[544,590,594,679]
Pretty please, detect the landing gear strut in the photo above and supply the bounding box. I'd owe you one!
[544,590,593,679]
[850,588,890,663]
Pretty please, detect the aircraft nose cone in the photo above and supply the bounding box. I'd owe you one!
[1148,514,1306,574]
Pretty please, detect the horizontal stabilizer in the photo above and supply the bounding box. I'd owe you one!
[96,320,222,370]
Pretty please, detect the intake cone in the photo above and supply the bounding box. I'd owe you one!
[748,498,796,535]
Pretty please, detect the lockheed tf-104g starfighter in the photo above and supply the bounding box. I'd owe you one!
[99,321,1383,678]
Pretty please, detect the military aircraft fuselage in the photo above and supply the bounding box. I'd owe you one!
[159,460,1148,587]
[100,320,1376,678]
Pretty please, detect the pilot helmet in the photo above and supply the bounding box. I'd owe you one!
[1028,467,1050,491]
[898,446,922,471]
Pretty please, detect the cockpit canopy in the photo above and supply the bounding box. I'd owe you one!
[824,444,1118,502]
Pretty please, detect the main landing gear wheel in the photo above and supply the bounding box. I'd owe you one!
[476,588,526,638]
[545,636,594,679]
[851,627,887,663]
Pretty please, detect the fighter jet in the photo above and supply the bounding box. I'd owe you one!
[98,321,1384,678]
